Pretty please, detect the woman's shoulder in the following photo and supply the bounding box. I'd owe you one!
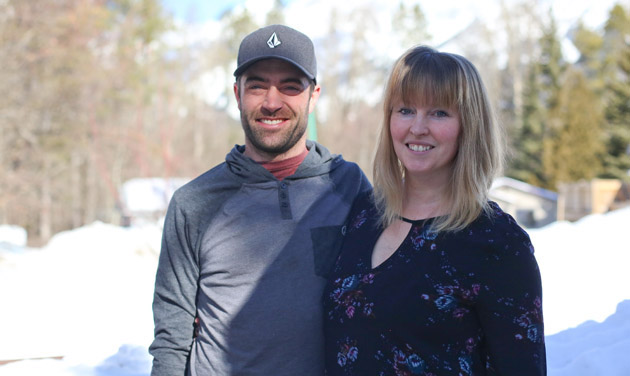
[342,190,380,235]
[352,189,374,206]
[462,201,534,254]
[348,190,377,217]
[475,201,529,234]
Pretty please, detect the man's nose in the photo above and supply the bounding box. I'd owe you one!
[262,86,282,114]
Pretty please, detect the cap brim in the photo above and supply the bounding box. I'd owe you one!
[233,56,316,82]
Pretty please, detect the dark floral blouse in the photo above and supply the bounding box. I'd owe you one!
[323,193,546,375]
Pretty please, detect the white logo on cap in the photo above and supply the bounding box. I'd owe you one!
[267,32,281,48]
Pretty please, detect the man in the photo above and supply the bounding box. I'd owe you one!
[149,24,371,376]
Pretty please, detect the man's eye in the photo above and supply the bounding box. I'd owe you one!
[281,86,304,94]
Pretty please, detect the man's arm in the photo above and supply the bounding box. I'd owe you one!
[149,195,200,376]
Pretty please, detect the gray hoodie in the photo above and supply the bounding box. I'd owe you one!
[150,141,371,376]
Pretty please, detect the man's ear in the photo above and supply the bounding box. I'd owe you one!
[233,82,241,110]
[308,84,321,114]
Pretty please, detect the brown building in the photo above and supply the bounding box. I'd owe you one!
[557,179,630,221]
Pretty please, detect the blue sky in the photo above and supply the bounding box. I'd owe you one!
[161,0,299,23]
[160,0,618,31]
[161,0,246,22]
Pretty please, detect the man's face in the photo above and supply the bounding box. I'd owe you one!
[234,59,320,161]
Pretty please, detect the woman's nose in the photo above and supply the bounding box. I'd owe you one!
[409,115,429,136]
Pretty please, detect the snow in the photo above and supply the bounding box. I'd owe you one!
[0,225,27,248]
[529,207,630,335]
[0,222,160,375]
[545,300,630,376]
[1,206,629,375]
[119,178,189,214]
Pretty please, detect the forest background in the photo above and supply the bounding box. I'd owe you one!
[1,0,629,244]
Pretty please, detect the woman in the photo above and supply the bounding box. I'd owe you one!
[323,46,546,375]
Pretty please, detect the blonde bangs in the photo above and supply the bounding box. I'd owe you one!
[388,53,462,112]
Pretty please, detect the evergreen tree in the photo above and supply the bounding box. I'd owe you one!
[602,42,630,179]
[543,68,605,186]
[601,4,630,180]
[510,63,547,186]
[572,20,604,88]
[538,10,564,110]
[508,9,564,189]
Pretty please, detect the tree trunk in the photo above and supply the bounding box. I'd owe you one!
[40,160,52,243]
[71,151,83,228]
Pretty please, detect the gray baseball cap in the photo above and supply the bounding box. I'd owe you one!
[233,24,317,82]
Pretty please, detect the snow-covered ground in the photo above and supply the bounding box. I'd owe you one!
[0,223,160,376]
[0,206,629,375]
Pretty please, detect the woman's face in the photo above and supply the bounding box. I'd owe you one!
[390,100,461,182]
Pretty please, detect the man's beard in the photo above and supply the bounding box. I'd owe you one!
[240,108,309,156]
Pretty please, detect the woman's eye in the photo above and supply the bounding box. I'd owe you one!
[398,108,413,115]
[434,110,449,117]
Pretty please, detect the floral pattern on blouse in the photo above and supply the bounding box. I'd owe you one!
[323,194,546,375]
[328,272,376,322]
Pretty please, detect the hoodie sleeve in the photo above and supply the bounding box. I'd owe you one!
[357,168,372,195]
[149,193,200,376]
[335,157,372,196]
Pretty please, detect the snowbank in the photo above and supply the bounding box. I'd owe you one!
[0,225,27,248]
[546,299,630,376]
[529,206,630,335]
[0,222,160,368]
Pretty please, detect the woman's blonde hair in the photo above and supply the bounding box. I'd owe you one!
[373,45,505,232]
